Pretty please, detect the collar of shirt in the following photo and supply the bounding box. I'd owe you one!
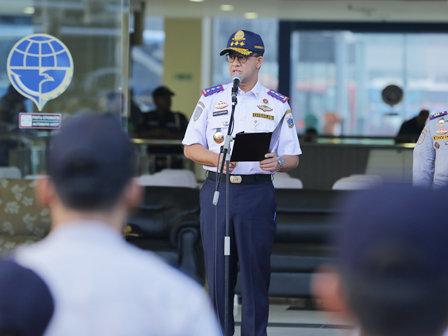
[47,220,124,246]
[237,80,263,98]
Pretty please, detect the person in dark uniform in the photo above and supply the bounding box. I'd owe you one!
[395,109,429,144]
[137,86,188,139]
[0,84,28,166]
[183,30,301,336]
[137,86,188,172]
[0,84,27,127]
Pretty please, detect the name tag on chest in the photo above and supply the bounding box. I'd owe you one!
[253,113,274,120]
[213,110,228,117]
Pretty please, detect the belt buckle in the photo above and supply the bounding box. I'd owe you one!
[230,175,242,183]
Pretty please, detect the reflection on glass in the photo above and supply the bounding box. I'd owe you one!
[291,31,448,137]
[0,0,129,177]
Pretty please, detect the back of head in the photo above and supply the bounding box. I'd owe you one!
[335,186,448,336]
[46,114,135,211]
[0,259,54,336]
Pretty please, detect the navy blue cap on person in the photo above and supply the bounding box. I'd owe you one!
[0,259,54,336]
[46,114,135,211]
[334,186,448,336]
[219,29,265,56]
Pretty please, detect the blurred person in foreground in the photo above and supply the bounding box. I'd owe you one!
[0,259,54,336]
[313,186,448,336]
[13,114,221,336]
[395,109,429,144]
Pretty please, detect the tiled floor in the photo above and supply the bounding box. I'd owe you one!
[232,298,353,336]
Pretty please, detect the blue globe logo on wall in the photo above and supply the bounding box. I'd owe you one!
[7,34,74,111]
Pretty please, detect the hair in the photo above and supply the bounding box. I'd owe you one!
[46,114,136,212]
[52,158,135,212]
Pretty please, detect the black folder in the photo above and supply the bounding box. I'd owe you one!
[230,132,272,162]
[230,113,285,162]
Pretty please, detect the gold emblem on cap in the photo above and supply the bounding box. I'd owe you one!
[213,129,224,144]
[234,30,245,41]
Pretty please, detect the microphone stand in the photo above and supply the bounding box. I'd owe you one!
[213,89,238,336]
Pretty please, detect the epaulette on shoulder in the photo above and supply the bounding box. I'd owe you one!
[429,111,447,120]
[268,89,289,103]
[202,85,224,97]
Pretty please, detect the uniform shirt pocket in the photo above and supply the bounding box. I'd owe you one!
[250,117,276,132]
[207,118,230,148]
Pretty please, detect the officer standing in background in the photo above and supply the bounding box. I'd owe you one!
[413,111,448,188]
[136,86,188,140]
[395,109,429,144]
[183,30,301,336]
[137,86,188,172]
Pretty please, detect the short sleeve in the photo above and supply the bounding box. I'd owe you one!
[413,126,435,188]
[182,98,208,147]
[276,102,302,157]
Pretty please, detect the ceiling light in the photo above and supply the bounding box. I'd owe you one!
[220,4,234,11]
[244,12,258,19]
[189,0,204,2]
[24,7,35,14]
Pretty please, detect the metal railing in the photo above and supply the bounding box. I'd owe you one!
[131,138,194,175]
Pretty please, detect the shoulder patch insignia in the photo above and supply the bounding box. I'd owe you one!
[194,106,203,121]
[429,111,447,120]
[286,114,294,128]
[418,133,425,144]
[268,89,289,103]
[202,85,224,97]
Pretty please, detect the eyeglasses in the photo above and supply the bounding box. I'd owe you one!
[226,54,257,64]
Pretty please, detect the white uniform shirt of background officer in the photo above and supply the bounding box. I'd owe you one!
[228,51,263,91]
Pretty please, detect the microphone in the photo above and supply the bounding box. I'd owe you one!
[231,73,242,99]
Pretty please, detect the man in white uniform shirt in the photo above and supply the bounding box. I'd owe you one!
[183,30,301,336]
[14,114,222,336]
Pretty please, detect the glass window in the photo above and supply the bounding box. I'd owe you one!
[212,18,278,89]
[0,0,129,176]
[131,16,164,112]
[291,31,448,136]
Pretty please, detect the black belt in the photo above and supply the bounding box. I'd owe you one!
[206,171,272,184]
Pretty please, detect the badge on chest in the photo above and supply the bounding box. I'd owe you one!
[213,129,224,144]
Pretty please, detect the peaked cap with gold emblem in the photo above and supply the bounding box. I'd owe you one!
[220,29,265,56]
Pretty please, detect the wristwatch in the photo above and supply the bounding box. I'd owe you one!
[276,157,284,172]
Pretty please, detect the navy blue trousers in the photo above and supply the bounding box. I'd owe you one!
[200,177,277,336]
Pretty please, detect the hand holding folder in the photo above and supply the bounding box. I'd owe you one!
[229,113,285,162]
